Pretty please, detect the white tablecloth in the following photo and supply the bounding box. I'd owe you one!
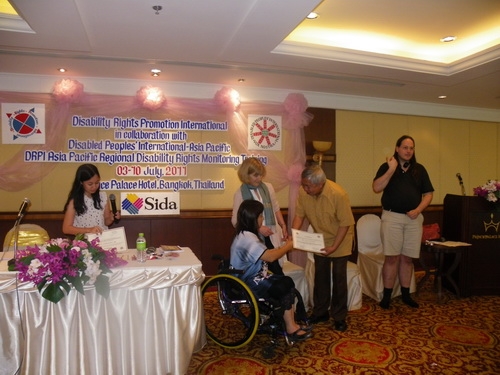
[0,247,206,375]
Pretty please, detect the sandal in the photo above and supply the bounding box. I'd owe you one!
[300,323,313,332]
[287,328,312,342]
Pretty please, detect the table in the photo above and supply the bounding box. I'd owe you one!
[0,247,206,375]
[418,241,471,303]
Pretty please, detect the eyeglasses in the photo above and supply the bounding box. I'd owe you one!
[301,182,319,189]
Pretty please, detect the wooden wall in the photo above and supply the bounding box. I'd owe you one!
[1,206,443,276]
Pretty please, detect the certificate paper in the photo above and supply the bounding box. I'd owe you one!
[87,227,128,253]
[292,229,325,253]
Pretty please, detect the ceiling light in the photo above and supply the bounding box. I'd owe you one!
[440,36,456,43]
[237,78,245,82]
[438,95,447,99]
[57,68,67,73]
[306,12,318,20]
[152,5,162,15]
[151,68,161,77]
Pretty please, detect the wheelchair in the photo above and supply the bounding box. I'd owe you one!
[201,255,309,358]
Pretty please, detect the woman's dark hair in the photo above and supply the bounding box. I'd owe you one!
[235,199,264,237]
[63,164,103,215]
[394,135,420,179]
[393,135,417,164]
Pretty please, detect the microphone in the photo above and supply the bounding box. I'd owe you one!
[456,173,466,196]
[109,194,119,223]
[16,198,31,221]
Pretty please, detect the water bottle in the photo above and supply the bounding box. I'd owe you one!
[136,233,147,262]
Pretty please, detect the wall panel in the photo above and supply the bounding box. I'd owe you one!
[337,110,500,207]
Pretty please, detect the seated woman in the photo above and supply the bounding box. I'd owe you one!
[230,199,312,342]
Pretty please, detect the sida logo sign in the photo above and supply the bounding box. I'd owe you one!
[120,192,180,216]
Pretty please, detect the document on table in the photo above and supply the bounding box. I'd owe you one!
[428,241,471,247]
[292,229,325,253]
[87,227,128,253]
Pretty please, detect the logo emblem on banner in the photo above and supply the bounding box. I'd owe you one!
[2,103,45,144]
[121,192,180,215]
[247,115,281,150]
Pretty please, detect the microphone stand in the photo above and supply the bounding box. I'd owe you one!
[13,213,25,258]
[459,181,466,196]
[456,173,466,196]
[9,210,28,375]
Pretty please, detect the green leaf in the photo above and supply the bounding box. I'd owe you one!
[37,278,48,293]
[18,254,36,266]
[94,275,110,299]
[59,280,72,294]
[46,244,62,253]
[67,275,85,295]
[8,258,18,271]
[100,263,112,274]
[41,282,68,304]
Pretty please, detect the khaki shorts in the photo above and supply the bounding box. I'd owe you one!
[380,210,423,258]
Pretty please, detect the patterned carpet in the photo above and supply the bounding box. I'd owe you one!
[187,273,500,375]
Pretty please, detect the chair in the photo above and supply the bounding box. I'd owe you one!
[356,214,416,302]
[304,252,362,311]
[282,256,310,309]
[3,224,50,252]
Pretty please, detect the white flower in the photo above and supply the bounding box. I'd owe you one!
[38,244,49,254]
[27,258,43,276]
[84,259,102,284]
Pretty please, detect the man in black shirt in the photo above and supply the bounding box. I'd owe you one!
[373,135,434,309]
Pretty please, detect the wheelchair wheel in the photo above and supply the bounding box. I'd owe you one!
[201,274,259,348]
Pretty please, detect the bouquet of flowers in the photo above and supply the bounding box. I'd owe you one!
[473,180,500,203]
[8,235,127,303]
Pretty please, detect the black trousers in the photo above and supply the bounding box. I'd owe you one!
[264,236,283,275]
[312,254,349,322]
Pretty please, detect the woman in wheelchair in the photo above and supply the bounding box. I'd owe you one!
[230,199,312,342]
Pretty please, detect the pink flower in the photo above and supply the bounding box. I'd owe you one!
[136,86,166,111]
[52,79,84,103]
[10,236,127,303]
[283,93,308,115]
[214,87,240,112]
[473,180,500,202]
[282,93,313,130]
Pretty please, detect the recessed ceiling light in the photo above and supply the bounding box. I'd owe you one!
[152,5,162,15]
[440,36,456,43]
[57,68,67,73]
[307,12,318,20]
[438,95,447,99]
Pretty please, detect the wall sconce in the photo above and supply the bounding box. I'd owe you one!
[312,140,334,166]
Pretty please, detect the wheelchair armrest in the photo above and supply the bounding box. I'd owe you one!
[222,268,244,275]
[211,254,244,274]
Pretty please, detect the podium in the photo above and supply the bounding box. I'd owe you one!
[443,194,500,297]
